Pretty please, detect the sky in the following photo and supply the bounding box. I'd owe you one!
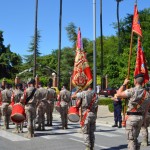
[0,0,149,57]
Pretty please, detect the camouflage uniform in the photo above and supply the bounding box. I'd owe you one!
[36,86,48,130]
[77,88,98,150]
[0,87,3,124]
[46,88,56,126]
[59,88,71,129]
[22,86,41,138]
[12,88,24,133]
[1,87,12,129]
[124,86,150,150]
[140,108,150,146]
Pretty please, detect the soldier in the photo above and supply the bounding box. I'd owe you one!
[46,83,57,126]
[1,84,12,129]
[140,108,150,146]
[116,73,150,150]
[58,83,71,129]
[74,83,98,150]
[21,79,41,138]
[140,87,150,146]
[12,83,24,133]
[36,82,48,131]
[0,84,4,125]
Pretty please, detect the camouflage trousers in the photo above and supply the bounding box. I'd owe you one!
[25,104,36,136]
[1,103,12,129]
[60,103,68,128]
[36,101,47,130]
[81,112,96,149]
[140,114,150,142]
[126,115,143,150]
[46,101,54,126]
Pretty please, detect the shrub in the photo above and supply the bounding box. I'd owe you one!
[108,103,114,112]
[98,98,112,105]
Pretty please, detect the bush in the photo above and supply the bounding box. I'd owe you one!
[98,98,112,105]
[108,103,114,112]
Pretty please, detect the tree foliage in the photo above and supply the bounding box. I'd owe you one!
[0,31,22,79]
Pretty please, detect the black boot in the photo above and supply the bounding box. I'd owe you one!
[112,122,118,127]
[118,122,122,128]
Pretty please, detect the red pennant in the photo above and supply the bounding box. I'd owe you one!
[132,4,142,37]
[134,38,149,84]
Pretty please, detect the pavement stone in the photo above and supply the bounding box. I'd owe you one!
[96,105,114,126]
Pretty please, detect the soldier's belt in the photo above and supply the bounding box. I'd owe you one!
[127,112,142,115]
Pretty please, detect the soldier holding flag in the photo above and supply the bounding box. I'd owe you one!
[71,28,98,150]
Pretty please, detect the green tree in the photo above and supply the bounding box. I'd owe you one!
[0,31,22,79]
[24,30,41,64]
[65,22,77,50]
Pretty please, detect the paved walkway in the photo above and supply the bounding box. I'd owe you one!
[96,105,115,126]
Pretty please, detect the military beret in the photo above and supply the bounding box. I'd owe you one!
[28,78,35,84]
[134,73,144,79]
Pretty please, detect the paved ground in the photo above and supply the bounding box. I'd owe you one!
[96,105,115,126]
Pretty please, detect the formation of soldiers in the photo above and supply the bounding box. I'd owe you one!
[0,78,98,150]
[0,78,69,138]
[1,73,150,150]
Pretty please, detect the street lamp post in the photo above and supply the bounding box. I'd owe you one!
[33,0,38,77]
[52,72,57,87]
[57,0,62,88]
[100,0,104,90]
[93,0,97,92]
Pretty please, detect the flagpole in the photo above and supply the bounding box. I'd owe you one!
[127,31,134,79]
[93,0,97,92]
[122,29,134,127]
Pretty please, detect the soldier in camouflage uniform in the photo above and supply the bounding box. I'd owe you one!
[1,84,12,129]
[140,87,150,146]
[58,84,71,129]
[116,74,150,150]
[140,108,150,146]
[12,83,24,133]
[36,82,48,131]
[75,83,98,150]
[0,85,4,125]
[46,83,57,126]
[21,79,41,138]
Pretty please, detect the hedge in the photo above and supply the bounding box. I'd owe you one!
[98,97,126,113]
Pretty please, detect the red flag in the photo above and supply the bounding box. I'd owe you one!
[72,28,92,90]
[132,4,142,37]
[134,38,149,84]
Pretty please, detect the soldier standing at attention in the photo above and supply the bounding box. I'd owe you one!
[12,83,24,133]
[116,73,150,150]
[58,83,71,129]
[140,87,150,146]
[21,79,41,138]
[46,83,57,126]
[1,84,12,130]
[36,82,48,131]
[74,83,98,150]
